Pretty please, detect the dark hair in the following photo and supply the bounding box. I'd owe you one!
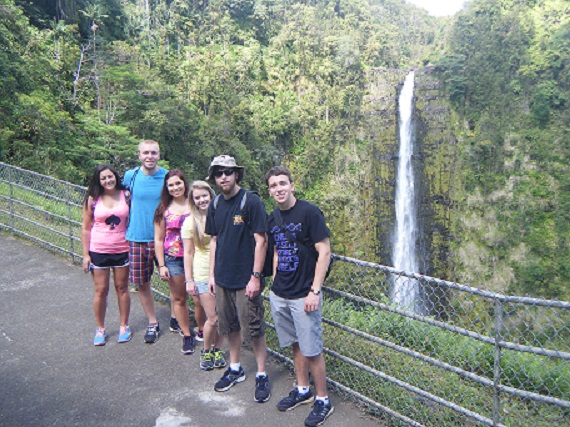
[264,165,294,186]
[84,164,125,207]
[154,169,189,223]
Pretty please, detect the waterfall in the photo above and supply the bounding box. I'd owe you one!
[392,71,420,311]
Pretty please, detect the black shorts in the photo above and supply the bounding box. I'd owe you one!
[89,251,129,269]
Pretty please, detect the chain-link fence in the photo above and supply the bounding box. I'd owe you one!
[1,161,568,427]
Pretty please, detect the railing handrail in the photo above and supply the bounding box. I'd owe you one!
[1,160,568,427]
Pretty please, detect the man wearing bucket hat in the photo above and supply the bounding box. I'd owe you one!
[205,155,271,403]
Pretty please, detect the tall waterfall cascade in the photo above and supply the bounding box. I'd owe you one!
[391,71,420,311]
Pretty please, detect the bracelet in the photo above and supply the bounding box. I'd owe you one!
[184,280,194,283]
[159,265,165,268]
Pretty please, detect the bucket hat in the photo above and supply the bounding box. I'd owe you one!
[206,155,244,183]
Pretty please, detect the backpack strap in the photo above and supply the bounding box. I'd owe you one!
[211,190,256,225]
[127,167,141,195]
[212,193,222,212]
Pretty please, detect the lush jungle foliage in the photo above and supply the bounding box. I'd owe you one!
[0,0,568,299]
[435,0,569,299]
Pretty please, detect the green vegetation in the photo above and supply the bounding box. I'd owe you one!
[435,0,570,299]
[1,0,568,301]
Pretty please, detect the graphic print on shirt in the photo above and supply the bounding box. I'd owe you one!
[164,212,189,257]
[105,214,121,230]
[272,222,302,272]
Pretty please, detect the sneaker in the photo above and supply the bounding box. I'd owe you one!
[200,350,214,371]
[304,400,334,427]
[195,329,204,342]
[213,348,227,369]
[144,323,160,344]
[277,388,314,412]
[93,328,106,346]
[117,326,132,343]
[254,374,271,403]
[181,335,195,354]
[214,367,246,392]
[169,317,181,333]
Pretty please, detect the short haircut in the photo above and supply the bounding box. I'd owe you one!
[264,165,294,186]
[138,139,160,152]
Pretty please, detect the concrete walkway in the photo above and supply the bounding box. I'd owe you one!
[0,233,382,427]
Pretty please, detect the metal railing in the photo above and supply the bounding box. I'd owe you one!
[1,161,568,427]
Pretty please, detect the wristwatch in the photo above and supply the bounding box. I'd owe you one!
[310,288,321,296]
[252,271,261,279]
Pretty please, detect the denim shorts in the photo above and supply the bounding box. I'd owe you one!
[164,255,184,277]
[269,290,323,357]
[195,281,209,294]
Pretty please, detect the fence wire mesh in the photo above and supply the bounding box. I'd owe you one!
[1,162,568,427]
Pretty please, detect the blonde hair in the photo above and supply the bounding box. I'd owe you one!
[188,180,216,250]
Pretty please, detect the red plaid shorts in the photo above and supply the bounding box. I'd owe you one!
[128,241,156,285]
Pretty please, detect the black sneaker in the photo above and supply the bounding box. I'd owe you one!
[169,317,181,333]
[213,348,227,369]
[254,374,271,403]
[144,323,160,344]
[200,350,214,370]
[214,367,246,392]
[181,335,194,354]
[277,388,314,412]
[304,400,334,427]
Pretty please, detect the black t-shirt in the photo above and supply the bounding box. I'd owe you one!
[205,188,267,290]
[268,199,330,299]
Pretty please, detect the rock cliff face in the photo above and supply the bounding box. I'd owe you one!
[414,67,459,279]
[359,68,405,265]
[356,67,458,280]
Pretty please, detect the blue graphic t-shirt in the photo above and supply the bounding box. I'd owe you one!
[123,167,167,242]
[268,200,329,299]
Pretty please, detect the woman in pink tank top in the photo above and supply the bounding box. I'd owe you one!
[81,164,132,346]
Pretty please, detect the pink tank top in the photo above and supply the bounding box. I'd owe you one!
[89,191,130,254]
[164,210,190,258]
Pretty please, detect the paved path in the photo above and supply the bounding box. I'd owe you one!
[0,233,382,427]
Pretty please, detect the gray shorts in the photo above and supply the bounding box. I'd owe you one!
[269,291,323,357]
[216,285,265,339]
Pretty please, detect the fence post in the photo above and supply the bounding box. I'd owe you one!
[67,188,75,264]
[493,297,504,426]
[8,165,15,231]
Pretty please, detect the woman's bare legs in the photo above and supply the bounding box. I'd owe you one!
[170,275,191,336]
[199,292,222,350]
[112,265,130,327]
[93,269,110,328]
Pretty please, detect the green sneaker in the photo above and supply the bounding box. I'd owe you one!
[213,348,227,369]
[200,350,214,371]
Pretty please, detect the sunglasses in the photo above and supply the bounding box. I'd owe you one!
[214,169,235,178]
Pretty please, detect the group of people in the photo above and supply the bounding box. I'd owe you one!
[81,140,334,426]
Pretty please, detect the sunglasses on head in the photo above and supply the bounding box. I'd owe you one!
[214,169,235,178]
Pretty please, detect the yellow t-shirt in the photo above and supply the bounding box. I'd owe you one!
[180,215,210,283]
